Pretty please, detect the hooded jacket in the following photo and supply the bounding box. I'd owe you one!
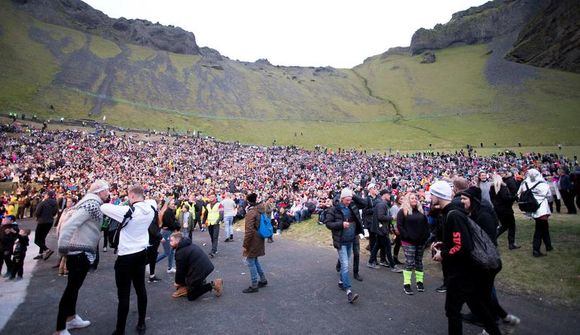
[243,202,266,258]
[175,237,214,287]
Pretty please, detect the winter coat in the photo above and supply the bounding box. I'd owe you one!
[518,181,551,219]
[35,198,58,224]
[372,199,392,236]
[324,201,364,249]
[174,237,214,287]
[489,184,513,214]
[396,208,429,245]
[243,203,266,258]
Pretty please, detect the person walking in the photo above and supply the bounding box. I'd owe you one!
[221,193,237,242]
[54,180,109,335]
[491,174,520,249]
[241,193,268,293]
[203,194,222,258]
[518,169,553,257]
[101,184,155,335]
[34,190,58,260]
[558,167,577,214]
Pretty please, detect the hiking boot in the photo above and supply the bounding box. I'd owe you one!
[148,276,162,283]
[416,282,425,292]
[403,284,414,295]
[436,284,447,293]
[213,278,223,297]
[366,261,379,269]
[257,280,268,288]
[353,273,363,282]
[347,291,359,304]
[508,244,521,250]
[172,286,188,298]
[242,286,259,293]
[501,314,520,335]
[66,314,91,329]
[390,266,403,273]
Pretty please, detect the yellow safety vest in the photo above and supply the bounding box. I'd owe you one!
[205,202,220,226]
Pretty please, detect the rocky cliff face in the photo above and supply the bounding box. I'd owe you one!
[505,0,580,73]
[409,0,548,55]
[12,0,201,55]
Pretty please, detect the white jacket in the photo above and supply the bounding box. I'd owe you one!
[101,199,156,256]
[519,181,551,219]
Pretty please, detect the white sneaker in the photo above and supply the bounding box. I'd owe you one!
[53,329,71,335]
[501,314,520,334]
[66,314,91,329]
[167,268,176,273]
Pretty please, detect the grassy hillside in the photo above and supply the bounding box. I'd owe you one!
[1,0,580,152]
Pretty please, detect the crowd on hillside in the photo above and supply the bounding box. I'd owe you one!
[1,125,579,335]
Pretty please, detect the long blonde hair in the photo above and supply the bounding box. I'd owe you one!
[401,192,424,216]
[492,174,505,194]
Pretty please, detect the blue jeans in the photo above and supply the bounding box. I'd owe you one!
[338,243,353,290]
[156,229,174,269]
[245,257,265,286]
[224,216,234,237]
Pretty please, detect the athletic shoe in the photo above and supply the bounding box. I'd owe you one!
[167,268,176,273]
[378,261,390,267]
[436,284,447,293]
[338,282,345,291]
[148,276,162,283]
[66,314,91,329]
[53,330,71,335]
[257,280,268,288]
[416,282,425,292]
[103,247,107,252]
[501,314,520,335]
[43,249,54,261]
[208,252,215,258]
[403,284,414,295]
[347,291,359,303]
[353,273,363,282]
[390,266,403,273]
[224,238,231,242]
[136,323,146,335]
[508,244,521,250]
[242,286,259,293]
[33,254,43,260]
[366,262,380,269]
[213,278,223,297]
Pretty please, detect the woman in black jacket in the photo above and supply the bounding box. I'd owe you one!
[397,192,429,295]
[490,174,520,249]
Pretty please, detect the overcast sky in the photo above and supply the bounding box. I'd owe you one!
[83,0,489,68]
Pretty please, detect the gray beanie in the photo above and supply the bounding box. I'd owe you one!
[430,181,452,201]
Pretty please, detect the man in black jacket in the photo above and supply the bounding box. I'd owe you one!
[325,188,363,304]
[34,190,58,260]
[369,190,402,272]
[170,232,223,301]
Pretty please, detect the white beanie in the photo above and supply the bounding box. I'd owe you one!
[340,188,353,199]
[366,183,376,191]
[430,181,452,201]
[88,179,110,194]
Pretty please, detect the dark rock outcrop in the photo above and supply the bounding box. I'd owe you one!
[13,0,201,55]
[420,51,436,64]
[409,0,549,55]
[505,0,580,73]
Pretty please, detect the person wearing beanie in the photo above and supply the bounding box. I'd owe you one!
[431,182,502,335]
[33,190,59,261]
[324,188,364,304]
[242,193,269,293]
[397,192,429,295]
[54,180,110,335]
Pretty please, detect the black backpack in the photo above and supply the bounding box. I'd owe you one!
[517,182,541,213]
[109,206,134,252]
[148,206,162,244]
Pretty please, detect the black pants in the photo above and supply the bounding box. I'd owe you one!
[103,229,109,248]
[496,210,516,246]
[194,212,203,230]
[56,253,90,331]
[446,275,501,335]
[369,234,387,264]
[368,232,377,253]
[533,218,552,253]
[187,279,213,301]
[1,248,13,275]
[11,254,25,278]
[208,224,220,254]
[560,190,577,214]
[34,222,52,254]
[576,194,580,211]
[147,242,160,276]
[114,250,147,333]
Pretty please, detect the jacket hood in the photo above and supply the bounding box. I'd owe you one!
[177,237,192,250]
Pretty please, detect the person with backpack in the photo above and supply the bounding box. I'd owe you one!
[101,184,156,335]
[242,193,268,293]
[517,169,553,257]
[54,180,109,335]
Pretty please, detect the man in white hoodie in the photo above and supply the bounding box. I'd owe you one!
[101,185,156,335]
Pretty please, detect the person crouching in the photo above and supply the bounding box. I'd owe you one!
[170,231,223,300]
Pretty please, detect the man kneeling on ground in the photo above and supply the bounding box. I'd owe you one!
[170,232,223,300]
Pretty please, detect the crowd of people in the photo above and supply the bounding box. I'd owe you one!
[1,125,579,335]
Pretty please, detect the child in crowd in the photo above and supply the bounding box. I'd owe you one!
[1,215,19,278]
[9,229,31,280]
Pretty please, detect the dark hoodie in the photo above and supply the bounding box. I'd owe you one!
[440,201,475,278]
[174,237,214,287]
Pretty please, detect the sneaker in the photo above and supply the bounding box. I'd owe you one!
[103,247,107,252]
[267,237,273,243]
[242,286,259,293]
[353,273,363,282]
[403,284,414,295]
[257,280,268,288]
[43,249,54,260]
[53,330,71,335]
[508,244,521,250]
[338,282,345,291]
[347,291,359,303]
[224,238,231,242]
[213,278,223,297]
[501,314,520,335]
[208,252,215,258]
[172,286,188,298]
[167,268,176,273]
[417,282,425,292]
[367,262,380,269]
[436,284,447,293]
[136,323,146,335]
[390,266,403,273]
[378,261,390,267]
[66,314,91,329]
[33,254,43,260]
[148,276,162,283]
[533,252,546,257]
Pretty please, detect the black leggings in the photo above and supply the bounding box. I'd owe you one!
[114,250,148,332]
[147,242,160,276]
[56,253,90,331]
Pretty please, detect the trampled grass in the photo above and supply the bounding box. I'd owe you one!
[286,212,580,308]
